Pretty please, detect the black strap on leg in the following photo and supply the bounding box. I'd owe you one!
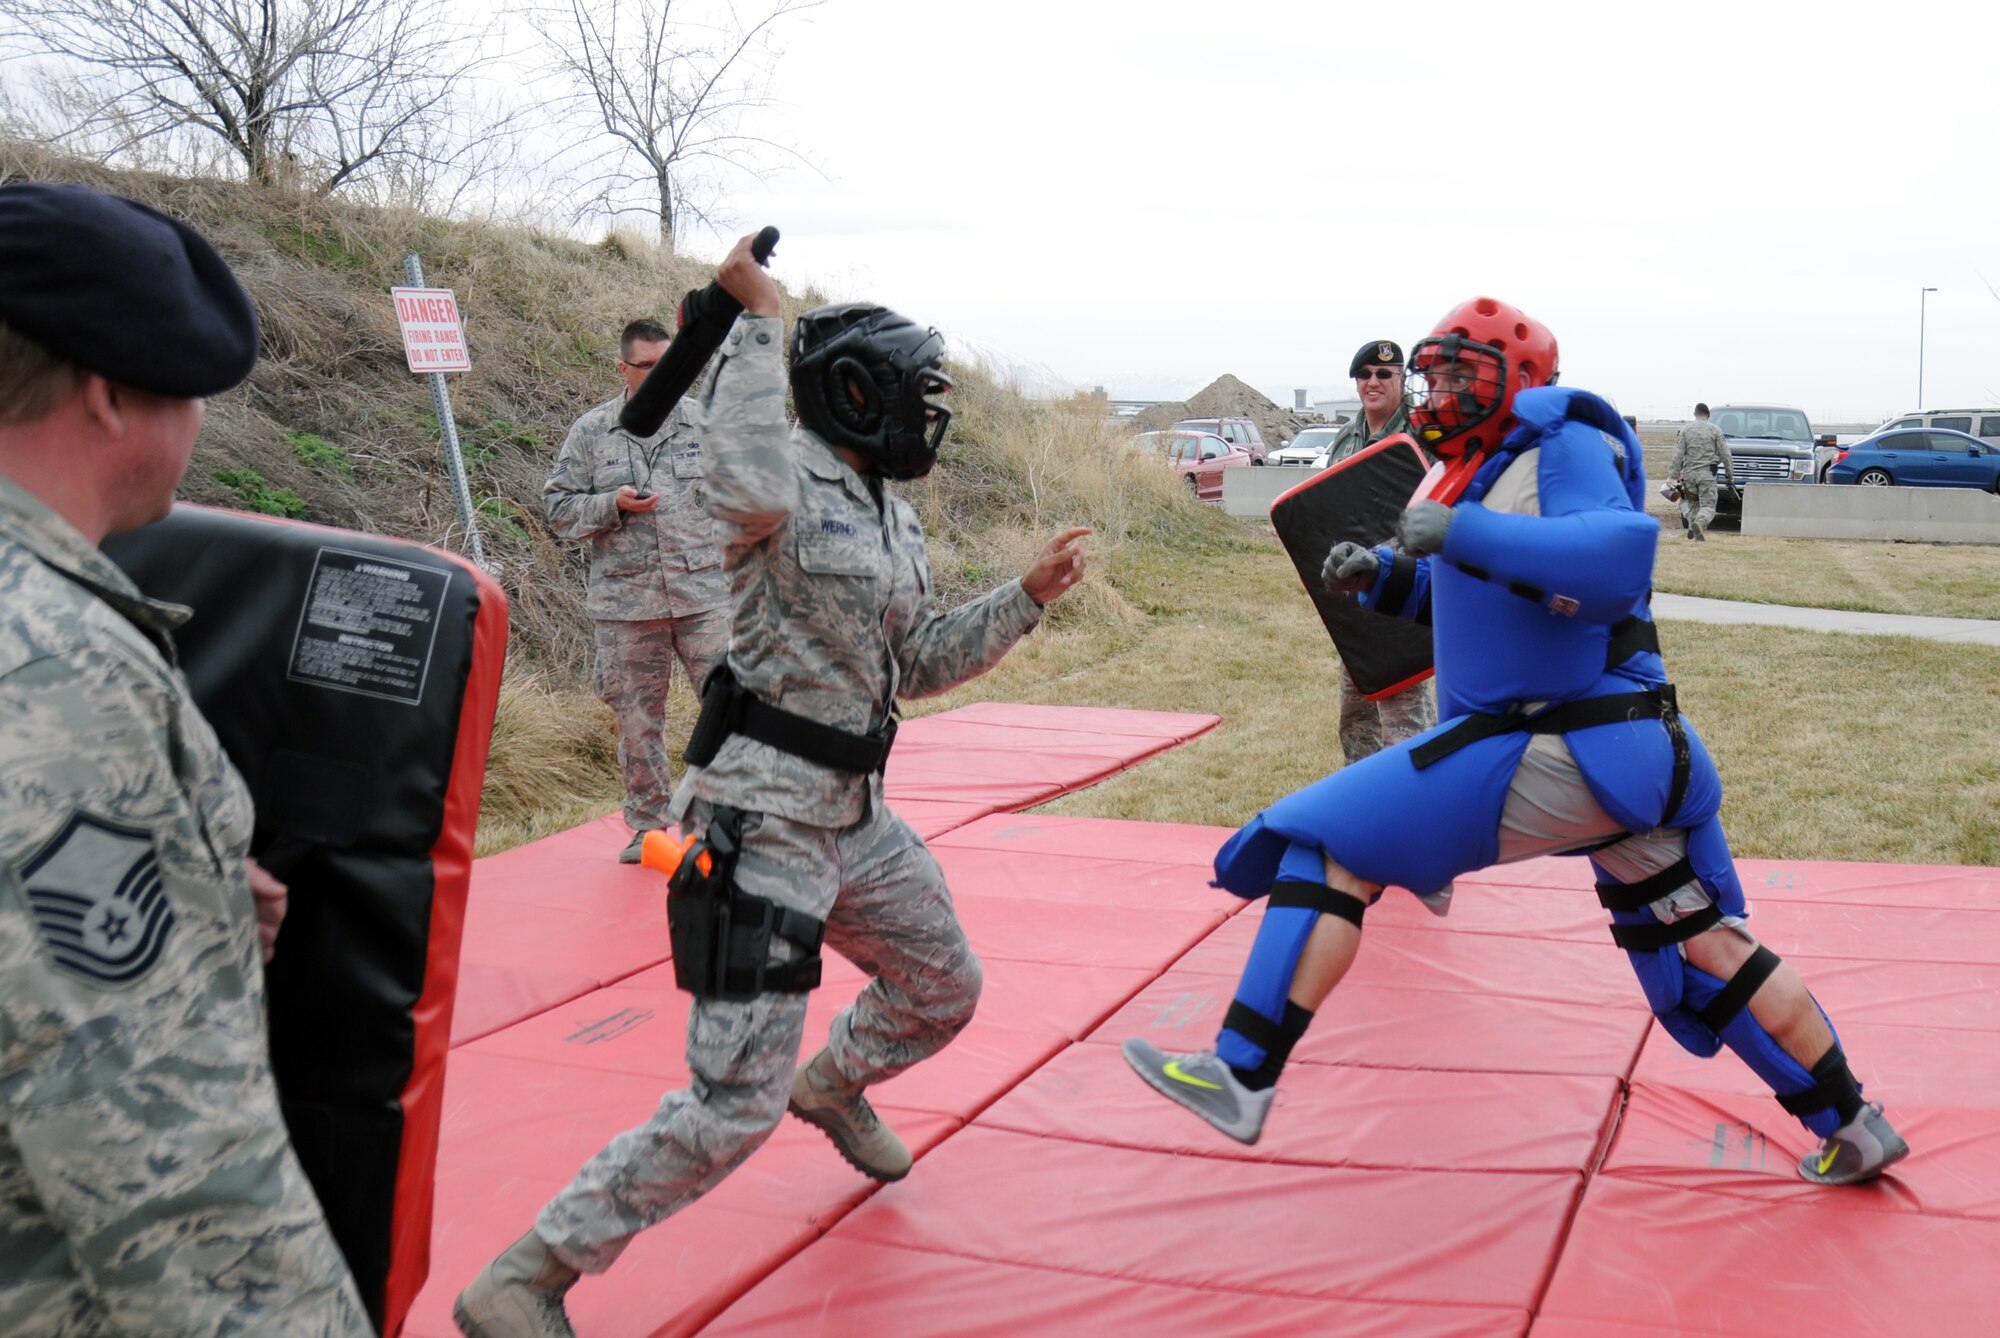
[1222,1000,1287,1055]
[1608,903,1723,951]
[1694,945,1782,1034]
[1777,1044,1867,1126]
[1594,855,1696,912]
[1268,880,1368,929]
[1223,1000,1316,1093]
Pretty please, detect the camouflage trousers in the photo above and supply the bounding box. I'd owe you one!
[1678,470,1721,536]
[536,795,982,1272]
[593,610,728,831]
[1337,663,1436,767]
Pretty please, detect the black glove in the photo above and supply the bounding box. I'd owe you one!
[1397,500,1454,556]
[1321,541,1381,594]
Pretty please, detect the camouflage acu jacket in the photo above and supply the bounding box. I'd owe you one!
[1327,402,1416,467]
[545,394,728,621]
[677,315,1043,827]
[0,475,368,1336]
[1669,421,1734,477]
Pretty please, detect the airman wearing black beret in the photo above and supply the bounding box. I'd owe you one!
[0,183,369,1334]
[1348,339,1403,378]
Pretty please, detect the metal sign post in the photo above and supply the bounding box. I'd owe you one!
[395,255,487,571]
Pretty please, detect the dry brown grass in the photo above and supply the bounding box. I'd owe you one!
[1650,530,2000,618]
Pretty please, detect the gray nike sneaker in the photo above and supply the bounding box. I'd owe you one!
[1797,1102,1910,1186]
[1122,1037,1274,1145]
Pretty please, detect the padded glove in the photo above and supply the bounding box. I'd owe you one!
[1397,500,1454,557]
[1321,541,1380,594]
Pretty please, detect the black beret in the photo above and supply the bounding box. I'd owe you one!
[1349,339,1403,376]
[0,181,259,398]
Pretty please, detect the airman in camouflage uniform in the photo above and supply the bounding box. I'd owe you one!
[546,319,729,861]
[0,182,368,1337]
[455,234,1091,1337]
[1328,340,1435,764]
[1668,402,1735,541]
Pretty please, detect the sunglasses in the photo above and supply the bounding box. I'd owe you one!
[1355,367,1401,382]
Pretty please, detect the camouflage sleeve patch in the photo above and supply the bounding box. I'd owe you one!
[17,812,174,989]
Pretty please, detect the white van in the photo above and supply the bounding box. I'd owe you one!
[1876,408,2000,440]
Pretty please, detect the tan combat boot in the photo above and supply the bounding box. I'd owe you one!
[453,1230,580,1338]
[788,1047,912,1181]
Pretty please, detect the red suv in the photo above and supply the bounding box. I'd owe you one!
[1133,430,1253,502]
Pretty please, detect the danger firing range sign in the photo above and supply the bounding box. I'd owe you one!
[390,286,471,372]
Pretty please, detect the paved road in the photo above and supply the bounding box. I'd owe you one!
[1653,593,2000,646]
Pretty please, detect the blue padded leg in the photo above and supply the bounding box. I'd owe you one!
[1682,962,1853,1137]
[1216,841,1327,1072]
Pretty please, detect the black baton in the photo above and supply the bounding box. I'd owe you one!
[619,225,779,437]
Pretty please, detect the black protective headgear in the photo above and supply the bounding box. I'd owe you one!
[790,303,952,480]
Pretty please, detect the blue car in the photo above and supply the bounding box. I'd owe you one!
[1824,427,2000,492]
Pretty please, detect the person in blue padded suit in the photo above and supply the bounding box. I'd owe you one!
[1125,296,1909,1187]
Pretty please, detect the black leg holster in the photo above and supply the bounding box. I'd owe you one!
[666,806,825,1001]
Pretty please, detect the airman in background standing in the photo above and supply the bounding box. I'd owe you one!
[1668,402,1735,541]
[1326,339,1436,764]
[0,181,368,1336]
[546,318,729,861]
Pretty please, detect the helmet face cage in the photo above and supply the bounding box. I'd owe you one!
[1405,297,1560,458]
[1408,333,1509,456]
[791,304,952,480]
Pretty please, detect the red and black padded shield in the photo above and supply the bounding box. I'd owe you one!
[1269,434,1436,700]
[102,504,507,1336]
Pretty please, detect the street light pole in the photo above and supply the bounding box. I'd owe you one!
[1918,286,1938,409]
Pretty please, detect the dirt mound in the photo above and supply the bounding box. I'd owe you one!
[1129,374,1321,447]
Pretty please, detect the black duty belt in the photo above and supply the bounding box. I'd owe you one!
[685,664,897,774]
[1410,686,1692,825]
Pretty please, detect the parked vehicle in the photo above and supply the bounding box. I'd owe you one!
[1875,408,2000,440]
[1268,425,1343,467]
[1131,430,1252,501]
[1707,403,1818,516]
[1823,427,2000,492]
[1171,416,1268,464]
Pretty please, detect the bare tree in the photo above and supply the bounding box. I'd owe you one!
[0,0,491,197]
[534,0,820,247]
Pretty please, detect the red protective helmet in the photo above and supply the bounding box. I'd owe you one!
[1407,297,1559,459]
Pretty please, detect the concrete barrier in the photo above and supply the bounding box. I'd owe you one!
[1742,483,2000,544]
[1222,465,1320,517]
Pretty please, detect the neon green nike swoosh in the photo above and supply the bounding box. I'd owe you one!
[1817,1148,1840,1175]
[1163,1060,1222,1091]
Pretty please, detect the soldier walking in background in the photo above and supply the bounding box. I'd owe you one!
[454,232,1091,1337]
[1325,339,1436,764]
[546,318,729,862]
[0,182,368,1336]
[1668,402,1735,541]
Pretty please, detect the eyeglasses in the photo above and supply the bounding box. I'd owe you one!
[1355,367,1401,382]
[620,358,660,372]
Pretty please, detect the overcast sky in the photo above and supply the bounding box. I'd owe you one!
[672,0,1992,424]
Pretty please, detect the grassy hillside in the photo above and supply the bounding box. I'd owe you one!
[0,141,1241,844]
